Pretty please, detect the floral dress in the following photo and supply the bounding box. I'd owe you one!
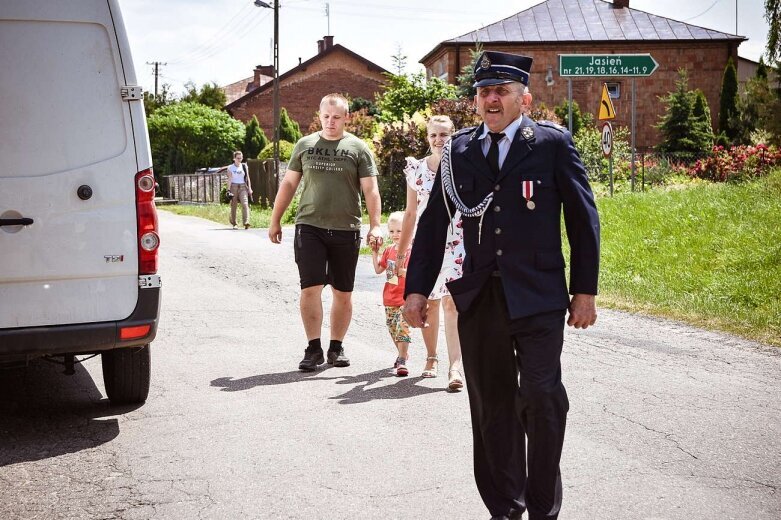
[404,156,465,300]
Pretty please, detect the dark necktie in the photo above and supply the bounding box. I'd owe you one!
[487,132,505,177]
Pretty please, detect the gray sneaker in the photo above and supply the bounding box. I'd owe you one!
[326,347,350,367]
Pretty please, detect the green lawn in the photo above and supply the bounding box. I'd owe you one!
[160,171,781,347]
[595,170,781,346]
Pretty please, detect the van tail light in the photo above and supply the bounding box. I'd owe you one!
[135,168,159,274]
[119,324,152,340]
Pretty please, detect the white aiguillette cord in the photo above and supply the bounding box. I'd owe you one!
[440,138,494,244]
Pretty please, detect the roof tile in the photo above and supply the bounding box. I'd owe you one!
[446,0,742,44]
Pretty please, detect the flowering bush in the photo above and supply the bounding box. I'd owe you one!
[689,144,781,182]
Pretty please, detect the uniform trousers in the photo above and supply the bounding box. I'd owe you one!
[458,276,568,519]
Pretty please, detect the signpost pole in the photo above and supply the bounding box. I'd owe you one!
[631,78,636,192]
[567,78,573,134]
[609,153,614,197]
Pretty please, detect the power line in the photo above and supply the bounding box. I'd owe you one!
[682,0,722,22]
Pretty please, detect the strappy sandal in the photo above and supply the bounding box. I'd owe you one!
[394,357,409,377]
[421,355,438,378]
[448,368,464,391]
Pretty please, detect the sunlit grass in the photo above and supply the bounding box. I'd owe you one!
[595,169,781,346]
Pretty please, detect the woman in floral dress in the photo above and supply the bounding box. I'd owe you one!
[397,115,465,391]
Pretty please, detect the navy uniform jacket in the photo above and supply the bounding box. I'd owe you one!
[405,116,600,320]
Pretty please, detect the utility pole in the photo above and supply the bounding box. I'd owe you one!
[254,1,281,181]
[145,61,166,97]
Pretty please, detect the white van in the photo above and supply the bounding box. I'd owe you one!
[0,0,161,405]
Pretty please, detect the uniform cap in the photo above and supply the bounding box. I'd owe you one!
[473,51,533,88]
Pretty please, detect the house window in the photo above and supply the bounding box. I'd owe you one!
[606,82,621,99]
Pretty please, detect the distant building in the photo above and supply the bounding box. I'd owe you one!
[226,36,388,137]
[420,0,746,149]
[222,65,273,105]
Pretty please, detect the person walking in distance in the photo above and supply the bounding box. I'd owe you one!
[268,93,383,371]
[227,150,252,229]
[372,211,412,377]
[404,52,600,520]
[397,115,465,390]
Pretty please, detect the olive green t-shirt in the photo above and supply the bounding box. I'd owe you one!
[288,132,378,231]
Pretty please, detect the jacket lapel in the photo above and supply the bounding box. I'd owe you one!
[496,116,535,184]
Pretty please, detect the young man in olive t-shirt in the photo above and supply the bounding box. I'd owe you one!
[269,93,383,371]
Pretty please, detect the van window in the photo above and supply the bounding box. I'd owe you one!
[0,21,127,178]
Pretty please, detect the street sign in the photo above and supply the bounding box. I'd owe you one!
[601,122,613,157]
[559,54,659,77]
[598,83,616,120]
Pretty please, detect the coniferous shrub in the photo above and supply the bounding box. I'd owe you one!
[244,115,268,159]
[718,58,740,144]
[279,108,302,143]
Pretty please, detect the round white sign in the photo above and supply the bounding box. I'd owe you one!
[601,122,613,157]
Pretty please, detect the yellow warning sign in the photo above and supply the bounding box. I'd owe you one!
[598,83,616,121]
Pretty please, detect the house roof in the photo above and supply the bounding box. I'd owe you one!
[226,43,388,110]
[422,0,745,62]
[222,75,267,105]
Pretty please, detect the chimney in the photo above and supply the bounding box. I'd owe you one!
[253,65,274,86]
[613,0,629,8]
[323,35,334,50]
[317,39,324,54]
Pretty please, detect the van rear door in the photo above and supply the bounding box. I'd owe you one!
[0,0,147,328]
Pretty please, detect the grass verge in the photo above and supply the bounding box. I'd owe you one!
[596,170,781,347]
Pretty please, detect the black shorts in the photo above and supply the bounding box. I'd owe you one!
[294,224,361,291]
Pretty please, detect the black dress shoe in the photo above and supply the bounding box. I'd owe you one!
[508,509,524,520]
[489,516,509,520]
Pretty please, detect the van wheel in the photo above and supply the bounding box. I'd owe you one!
[101,345,151,405]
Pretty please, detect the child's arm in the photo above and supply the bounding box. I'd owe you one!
[397,248,409,277]
[371,248,385,274]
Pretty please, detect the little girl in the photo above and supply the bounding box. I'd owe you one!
[372,211,411,377]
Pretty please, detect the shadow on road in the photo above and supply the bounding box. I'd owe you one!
[211,367,447,404]
[0,359,137,467]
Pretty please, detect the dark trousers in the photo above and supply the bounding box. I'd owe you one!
[458,277,569,519]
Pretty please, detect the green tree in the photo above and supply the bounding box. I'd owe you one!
[244,115,268,159]
[656,69,709,160]
[181,81,227,110]
[349,96,379,116]
[259,140,294,162]
[691,89,714,150]
[766,0,781,64]
[456,43,484,98]
[147,102,244,175]
[279,107,302,143]
[757,56,769,80]
[737,74,776,143]
[375,72,458,123]
[718,58,740,143]
[554,99,584,135]
[143,83,175,116]
[391,44,407,75]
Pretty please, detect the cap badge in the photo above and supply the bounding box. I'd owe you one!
[480,55,491,69]
[521,126,534,140]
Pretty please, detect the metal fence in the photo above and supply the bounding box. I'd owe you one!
[159,159,284,206]
[159,172,226,204]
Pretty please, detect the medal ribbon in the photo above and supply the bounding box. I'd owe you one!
[522,180,534,203]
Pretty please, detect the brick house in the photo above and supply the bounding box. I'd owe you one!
[226,36,388,135]
[420,0,746,149]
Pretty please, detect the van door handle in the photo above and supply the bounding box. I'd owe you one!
[0,218,34,226]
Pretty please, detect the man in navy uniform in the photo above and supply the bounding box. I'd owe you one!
[403,51,600,520]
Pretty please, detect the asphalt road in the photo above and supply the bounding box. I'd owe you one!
[1,210,779,520]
